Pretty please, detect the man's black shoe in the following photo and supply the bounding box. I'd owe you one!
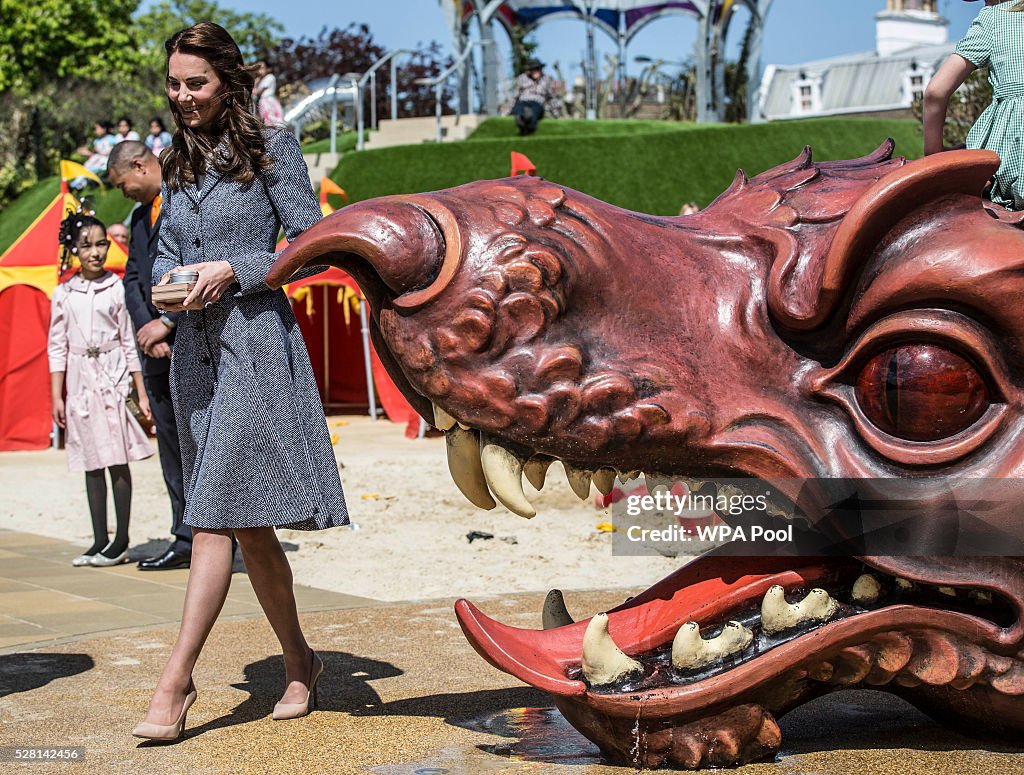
[137,549,191,571]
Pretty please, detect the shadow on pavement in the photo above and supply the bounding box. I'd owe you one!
[0,652,94,697]
[178,650,403,737]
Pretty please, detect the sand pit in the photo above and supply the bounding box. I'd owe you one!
[0,416,683,601]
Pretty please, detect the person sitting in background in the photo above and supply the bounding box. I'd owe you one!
[145,116,174,156]
[508,59,562,136]
[116,117,141,142]
[76,121,118,177]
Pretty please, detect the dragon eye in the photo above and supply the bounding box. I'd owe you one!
[855,345,990,441]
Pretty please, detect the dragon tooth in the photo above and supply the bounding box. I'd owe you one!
[672,620,753,671]
[480,437,536,518]
[581,613,643,686]
[542,589,574,630]
[765,499,796,520]
[564,464,593,500]
[432,403,456,431]
[937,586,957,598]
[523,457,552,491]
[969,589,993,605]
[457,421,471,430]
[620,470,641,481]
[761,585,838,635]
[679,477,705,492]
[895,578,914,592]
[851,574,882,605]
[592,469,616,496]
[645,473,672,494]
[445,428,496,511]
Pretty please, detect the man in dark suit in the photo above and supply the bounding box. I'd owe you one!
[109,141,191,570]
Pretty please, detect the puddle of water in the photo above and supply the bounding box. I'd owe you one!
[468,707,604,765]
[370,745,512,775]
[372,708,604,774]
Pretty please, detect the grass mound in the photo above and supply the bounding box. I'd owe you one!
[333,117,923,215]
[0,178,134,255]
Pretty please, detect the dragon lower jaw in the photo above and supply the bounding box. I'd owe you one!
[456,552,1024,769]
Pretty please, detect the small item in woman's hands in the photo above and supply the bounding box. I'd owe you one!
[152,281,196,306]
[170,269,200,284]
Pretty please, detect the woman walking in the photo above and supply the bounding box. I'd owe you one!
[132,22,348,741]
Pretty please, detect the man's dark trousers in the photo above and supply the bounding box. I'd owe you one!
[123,201,191,555]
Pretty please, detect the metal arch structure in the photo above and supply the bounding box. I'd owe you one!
[440,0,772,123]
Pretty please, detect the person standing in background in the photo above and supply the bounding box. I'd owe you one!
[252,60,285,126]
[108,140,192,570]
[107,222,130,246]
[924,0,1024,210]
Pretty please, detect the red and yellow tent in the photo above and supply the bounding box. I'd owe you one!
[0,172,128,450]
[282,180,419,431]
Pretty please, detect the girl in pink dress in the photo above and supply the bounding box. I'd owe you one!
[48,213,154,567]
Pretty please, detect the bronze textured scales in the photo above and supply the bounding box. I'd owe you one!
[268,143,1024,769]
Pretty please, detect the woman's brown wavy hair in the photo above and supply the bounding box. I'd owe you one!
[161,22,272,190]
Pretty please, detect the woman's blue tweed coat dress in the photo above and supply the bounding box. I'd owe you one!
[153,128,348,531]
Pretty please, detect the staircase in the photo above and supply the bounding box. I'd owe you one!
[364,114,486,149]
[302,152,341,183]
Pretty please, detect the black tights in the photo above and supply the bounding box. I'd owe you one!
[84,464,132,558]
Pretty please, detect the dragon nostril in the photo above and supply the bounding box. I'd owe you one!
[267,197,447,303]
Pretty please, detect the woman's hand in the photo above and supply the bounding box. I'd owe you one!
[52,397,66,429]
[158,261,237,311]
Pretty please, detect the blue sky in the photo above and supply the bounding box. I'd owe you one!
[141,1,984,78]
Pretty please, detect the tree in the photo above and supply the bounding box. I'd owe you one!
[268,24,454,128]
[133,0,283,67]
[912,68,992,148]
[507,24,539,77]
[0,0,143,204]
[723,20,754,124]
[0,0,140,92]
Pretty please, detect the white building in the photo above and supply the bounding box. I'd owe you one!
[756,0,954,121]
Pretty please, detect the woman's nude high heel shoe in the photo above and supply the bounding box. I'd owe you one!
[273,651,323,720]
[132,681,197,741]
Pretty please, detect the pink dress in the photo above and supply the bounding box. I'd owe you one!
[47,271,153,472]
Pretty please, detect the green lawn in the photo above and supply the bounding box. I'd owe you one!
[2,117,925,254]
[0,179,135,255]
[331,117,924,216]
[466,116,711,140]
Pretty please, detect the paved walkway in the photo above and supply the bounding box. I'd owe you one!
[0,529,376,654]
[2,530,1023,774]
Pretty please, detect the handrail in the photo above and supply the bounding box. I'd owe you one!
[356,49,414,151]
[414,40,491,143]
[284,72,359,153]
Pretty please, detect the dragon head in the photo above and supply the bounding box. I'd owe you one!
[268,143,1024,768]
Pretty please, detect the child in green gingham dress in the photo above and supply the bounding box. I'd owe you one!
[924,0,1024,211]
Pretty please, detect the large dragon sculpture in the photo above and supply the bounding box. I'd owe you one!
[268,142,1024,769]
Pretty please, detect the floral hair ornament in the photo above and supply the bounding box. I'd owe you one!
[58,199,97,273]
